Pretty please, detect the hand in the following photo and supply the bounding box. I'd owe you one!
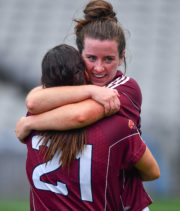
[90,86,120,116]
[15,116,31,143]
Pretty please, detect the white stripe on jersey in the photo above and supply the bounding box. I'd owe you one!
[31,189,36,211]
[106,76,130,89]
[104,133,139,211]
[142,207,150,211]
[106,75,140,111]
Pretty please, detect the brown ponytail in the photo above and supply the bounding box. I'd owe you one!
[74,0,126,69]
[38,44,87,168]
[39,128,86,168]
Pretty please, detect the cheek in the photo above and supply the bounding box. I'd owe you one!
[107,63,117,74]
[84,60,92,73]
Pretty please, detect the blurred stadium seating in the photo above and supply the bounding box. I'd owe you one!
[0,0,180,199]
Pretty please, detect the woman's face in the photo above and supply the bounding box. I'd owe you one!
[82,37,123,86]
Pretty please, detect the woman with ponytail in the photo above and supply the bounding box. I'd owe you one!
[16,1,160,210]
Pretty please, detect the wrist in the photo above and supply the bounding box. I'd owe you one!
[86,85,98,98]
[25,116,33,131]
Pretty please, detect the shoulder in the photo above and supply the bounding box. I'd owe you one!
[107,71,142,109]
[88,115,139,143]
[95,116,145,162]
[107,71,142,95]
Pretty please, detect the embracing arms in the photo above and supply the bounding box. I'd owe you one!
[16,99,104,141]
[26,85,120,115]
[15,84,120,140]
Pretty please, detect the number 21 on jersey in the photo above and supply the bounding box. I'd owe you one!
[31,135,93,202]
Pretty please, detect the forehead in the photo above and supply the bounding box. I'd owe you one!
[83,37,119,56]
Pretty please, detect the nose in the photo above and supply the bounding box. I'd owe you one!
[94,60,104,73]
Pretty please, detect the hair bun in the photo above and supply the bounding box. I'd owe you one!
[84,0,117,22]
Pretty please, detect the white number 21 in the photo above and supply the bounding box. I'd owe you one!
[31,135,93,202]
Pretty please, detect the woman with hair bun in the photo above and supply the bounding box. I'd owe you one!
[16,1,160,210]
[18,0,142,132]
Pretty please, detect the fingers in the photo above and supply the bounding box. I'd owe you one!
[113,89,120,97]
[19,138,26,144]
[91,86,120,116]
[104,92,120,116]
[15,117,30,142]
[104,102,111,116]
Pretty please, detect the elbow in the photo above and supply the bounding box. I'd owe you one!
[147,168,160,181]
[140,166,160,181]
[71,111,93,128]
[153,168,160,180]
[74,113,88,126]
[151,164,160,180]
[26,98,37,114]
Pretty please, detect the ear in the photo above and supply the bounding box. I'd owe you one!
[118,50,125,66]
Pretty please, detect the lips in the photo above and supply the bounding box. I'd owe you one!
[91,74,107,86]
[93,74,106,78]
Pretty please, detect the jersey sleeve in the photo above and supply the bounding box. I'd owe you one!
[106,72,142,132]
[122,134,146,169]
[111,76,142,133]
[118,77,142,131]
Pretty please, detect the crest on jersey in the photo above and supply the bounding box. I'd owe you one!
[128,119,135,129]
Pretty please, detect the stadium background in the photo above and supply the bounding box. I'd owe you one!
[0,0,180,205]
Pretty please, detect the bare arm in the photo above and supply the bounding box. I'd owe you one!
[15,99,106,141]
[26,85,120,115]
[134,146,160,181]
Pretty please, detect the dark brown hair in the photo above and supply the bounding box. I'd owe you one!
[41,44,85,87]
[74,0,126,69]
[40,44,86,168]
[39,129,86,168]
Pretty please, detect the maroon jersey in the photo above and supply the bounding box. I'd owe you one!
[26,115,151,211]
[106,71,142,133]
[106,72,151,210]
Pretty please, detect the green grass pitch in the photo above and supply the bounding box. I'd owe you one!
[0,198,180,211]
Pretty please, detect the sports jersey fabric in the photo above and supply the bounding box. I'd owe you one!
[106,71,152,210]
[106,71,142,133]
[26,114,151,211]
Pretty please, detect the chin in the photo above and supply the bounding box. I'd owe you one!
[91,78,107,87]
[94,82,106,87]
